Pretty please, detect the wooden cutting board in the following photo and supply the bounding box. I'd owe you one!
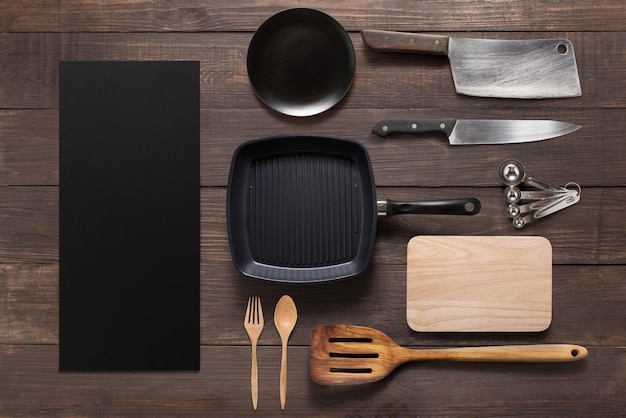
[407,236,552,332]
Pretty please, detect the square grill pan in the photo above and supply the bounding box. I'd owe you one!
[227,135,377,283]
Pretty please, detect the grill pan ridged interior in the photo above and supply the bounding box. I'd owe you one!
[227,135,377,283]
[250,153,360,267]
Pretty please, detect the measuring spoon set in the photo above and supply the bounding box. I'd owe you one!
[498,159,581,228]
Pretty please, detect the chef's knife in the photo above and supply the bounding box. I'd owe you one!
[372,119,581,144]
[361,30,582,99]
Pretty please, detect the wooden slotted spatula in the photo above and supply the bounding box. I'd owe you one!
[309,325,587,385]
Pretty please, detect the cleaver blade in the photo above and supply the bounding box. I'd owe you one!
[361,30,582,99]
[372,119,581,145]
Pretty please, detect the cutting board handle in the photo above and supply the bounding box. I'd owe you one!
[361,30,450,55]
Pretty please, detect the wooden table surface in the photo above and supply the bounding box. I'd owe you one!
[1,1,625,416]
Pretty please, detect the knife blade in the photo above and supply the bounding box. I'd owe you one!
[371,119,581,145]
[361,30,582,99]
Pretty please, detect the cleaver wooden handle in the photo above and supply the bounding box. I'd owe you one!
[361,30,449,55]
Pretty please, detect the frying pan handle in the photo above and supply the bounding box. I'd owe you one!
[378,198,480,216]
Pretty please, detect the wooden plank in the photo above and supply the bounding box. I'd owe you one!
[1,186,624,266]
[0,110,58,185]
[202,108,625,188]
[203,185,626,266]
[0,186,58,264]
[1,1,625,32]
[0,345,624,416]
[2,261,625,347]
[2,108,626,188]
[0,264,58,344]
[0,32,625,109]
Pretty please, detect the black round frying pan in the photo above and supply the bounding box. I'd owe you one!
[246,8,355,117]
[227,135,480,283]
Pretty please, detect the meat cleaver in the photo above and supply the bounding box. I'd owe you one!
[361,30,581,99]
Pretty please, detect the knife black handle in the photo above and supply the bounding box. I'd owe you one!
[380,198,481,216]
[372,119,456,138]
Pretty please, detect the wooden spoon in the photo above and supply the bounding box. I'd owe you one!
[310,325,588,385]
[274,295,298,410]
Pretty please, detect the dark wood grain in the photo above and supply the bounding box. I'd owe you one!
[0,345,624,416]
[2,109,626,187]
[1,186,624,266]
[1,0,625,416]
[2,260,626,347]
[1,1,625,32]
[1,32,625,109]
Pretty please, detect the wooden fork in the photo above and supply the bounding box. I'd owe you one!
[244,296,264,409]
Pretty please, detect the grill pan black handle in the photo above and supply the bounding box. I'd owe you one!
[378,198,481,216]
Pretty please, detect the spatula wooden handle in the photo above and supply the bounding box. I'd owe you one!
[401,344,587,363]
[361,30,449,55]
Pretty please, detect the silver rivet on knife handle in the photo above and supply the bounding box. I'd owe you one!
[372,119,456,139]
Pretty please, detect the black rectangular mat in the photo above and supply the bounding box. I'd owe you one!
[59,61,200,371]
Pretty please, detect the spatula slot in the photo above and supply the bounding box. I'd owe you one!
[330,368,373,374]
[329,352,378,358]
[329,337,372,343]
